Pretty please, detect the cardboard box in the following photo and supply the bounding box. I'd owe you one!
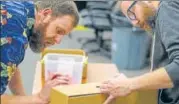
[50,64,158,104]
[40,49,88,86]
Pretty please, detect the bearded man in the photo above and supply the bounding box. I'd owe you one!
[0,1,79,104]
[100,1,179,104]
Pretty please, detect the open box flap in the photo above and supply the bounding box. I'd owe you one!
[53,83,102,97]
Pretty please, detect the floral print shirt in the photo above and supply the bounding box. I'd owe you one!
[0,1,35,95]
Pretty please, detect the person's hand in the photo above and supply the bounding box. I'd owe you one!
[37,72,71,104]
[100,73,133,104]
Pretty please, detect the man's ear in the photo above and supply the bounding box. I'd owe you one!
[42,8,52,16]
[41,8,53,24]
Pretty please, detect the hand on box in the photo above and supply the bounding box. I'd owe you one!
[100,73,132,104]
[37,72,71,104]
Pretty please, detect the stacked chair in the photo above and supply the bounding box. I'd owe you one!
[79,1,116,58]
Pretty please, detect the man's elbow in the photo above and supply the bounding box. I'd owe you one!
[165,59,179,87]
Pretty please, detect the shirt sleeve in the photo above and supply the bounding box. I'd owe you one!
[0,37,26,94]
[1,37,26,67]
[158,0,179,87]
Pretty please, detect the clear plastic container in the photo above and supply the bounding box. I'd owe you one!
[43,53,85,84]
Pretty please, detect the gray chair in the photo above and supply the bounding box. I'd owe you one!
[78,1,116,58]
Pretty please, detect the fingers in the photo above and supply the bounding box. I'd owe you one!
[51,79,69,86]
[47,71,55,80]
[103,95,115,104]
[100,84,109,93]
[47,72,63,80]
[56,76,70,82]
[45,74,71,88]
[51,75,71,86]
[100,83,112,94]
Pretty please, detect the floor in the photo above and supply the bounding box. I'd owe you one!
[5,29,150,95]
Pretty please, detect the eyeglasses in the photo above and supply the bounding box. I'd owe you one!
[127,1,138,20]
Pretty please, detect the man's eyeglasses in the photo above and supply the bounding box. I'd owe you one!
[127,1,138,20]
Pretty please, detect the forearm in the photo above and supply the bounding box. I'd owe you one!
[8,69,25,95]
[130,67,174,91]
[1,94,43,104]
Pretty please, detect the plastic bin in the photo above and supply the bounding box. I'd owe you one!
[40,49,88,86]
[43,53,86,84]
[111,10,150,70]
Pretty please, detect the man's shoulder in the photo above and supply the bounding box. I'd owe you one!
[159,0,179,8]
[1,1,34,6]
[1,1,35,41]
[1,1,35,19]
[1,1,34,10]
[157,0,179,23]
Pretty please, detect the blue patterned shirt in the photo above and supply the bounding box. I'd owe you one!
[0,1,35,94]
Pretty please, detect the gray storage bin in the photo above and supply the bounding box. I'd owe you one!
[111,11,150,70]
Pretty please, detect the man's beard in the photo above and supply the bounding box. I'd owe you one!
[142,15,156,34]
[137,2,157,33]
[141,9,156,33]
[28,23,46,53]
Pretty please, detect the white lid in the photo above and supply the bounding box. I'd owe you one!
[43,53,86,63]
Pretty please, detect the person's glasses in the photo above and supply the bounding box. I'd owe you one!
[127,1,138,20]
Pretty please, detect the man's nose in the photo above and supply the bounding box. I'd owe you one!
[54,35,64,44]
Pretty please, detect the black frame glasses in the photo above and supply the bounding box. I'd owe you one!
[127,1,138,20]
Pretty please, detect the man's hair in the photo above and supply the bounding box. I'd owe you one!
[35,0,79,27]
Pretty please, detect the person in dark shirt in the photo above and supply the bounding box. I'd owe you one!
[100,1,179,104]
[0,1,79,104]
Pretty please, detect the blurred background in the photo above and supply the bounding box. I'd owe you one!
[6,1,156,95]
